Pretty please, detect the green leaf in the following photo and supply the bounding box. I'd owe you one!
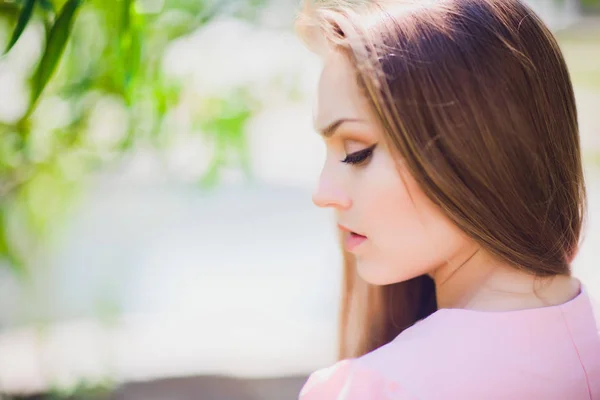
[29,0,83,109]
[0,3,23,32]
[0,2,20,13]
[121,0,132,34]
[122,15,142,92]
[3,0,36,55]
[118,0,144,98]
[38,0,55,13]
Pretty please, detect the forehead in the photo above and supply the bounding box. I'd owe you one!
[313,50,372,131]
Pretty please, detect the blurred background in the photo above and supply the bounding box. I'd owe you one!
[0,0,598,399]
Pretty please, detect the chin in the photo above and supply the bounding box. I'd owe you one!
[356,260,405,286]
[356,259,425,286]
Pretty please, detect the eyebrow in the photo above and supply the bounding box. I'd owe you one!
[316,118,363,138]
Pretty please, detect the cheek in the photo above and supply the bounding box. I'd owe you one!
[355,160,465,284]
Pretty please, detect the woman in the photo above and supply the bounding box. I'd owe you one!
[295,0,600,398]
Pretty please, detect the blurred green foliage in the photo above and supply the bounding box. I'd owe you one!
[581,0,600,9]
[555,0,600,7]
[0,0,269,276]
[6,376,111,400]
[5,376,112,399]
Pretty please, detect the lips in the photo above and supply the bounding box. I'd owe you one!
[344,232,367,251]
[338,224,367,251]
[337,223,366,237]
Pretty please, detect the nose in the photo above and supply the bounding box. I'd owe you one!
[312,174,352,210]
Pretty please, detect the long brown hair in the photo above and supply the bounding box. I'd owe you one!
[296,0,587,359]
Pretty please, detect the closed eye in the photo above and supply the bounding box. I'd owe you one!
[341,144,377,165]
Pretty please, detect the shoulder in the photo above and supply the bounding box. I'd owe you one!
[298,313,490,400]
[299,358,418,400]
[298,315,457,400]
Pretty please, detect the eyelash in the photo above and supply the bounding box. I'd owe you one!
[341,145,376,165]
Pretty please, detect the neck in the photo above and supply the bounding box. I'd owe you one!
[431,246,580,312]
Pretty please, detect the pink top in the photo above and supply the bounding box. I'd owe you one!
[300,285,600,399]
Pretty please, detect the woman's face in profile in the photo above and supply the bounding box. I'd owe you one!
[312,49,473,285]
